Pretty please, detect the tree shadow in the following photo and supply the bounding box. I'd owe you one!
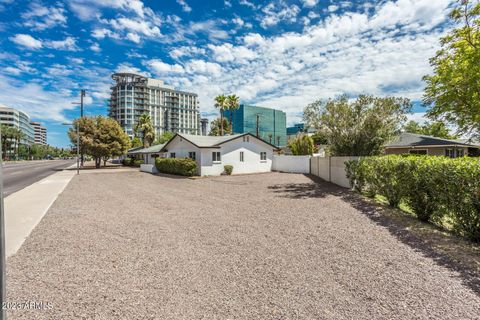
[268,174,480,296]
[267,175,343,199]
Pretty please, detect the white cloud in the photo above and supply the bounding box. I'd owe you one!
[10,34,43,49]
[239,0,256,9]
[301,0,318,8]
[47,37,78,51]
[185,60,222,76]
[176,0,192,12]
[90,43,101,52]
[232,17,244,27]
[145,59,185,74]
[126,32,141,43]
[22,2,67,30]
[260,2,301,28]
[207,43,257,63]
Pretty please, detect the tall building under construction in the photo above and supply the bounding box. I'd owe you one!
[108,73,200,138]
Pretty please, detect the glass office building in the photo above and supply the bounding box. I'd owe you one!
[224,104,287,147]
[0,105,35,145]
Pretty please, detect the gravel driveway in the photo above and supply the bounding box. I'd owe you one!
[6,171,480,319]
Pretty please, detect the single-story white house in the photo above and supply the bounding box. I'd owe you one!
[160,133,280,176]
[128,143,166,164]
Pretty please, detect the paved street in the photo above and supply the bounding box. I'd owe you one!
[2,160,75,196]
[6,171,480,319]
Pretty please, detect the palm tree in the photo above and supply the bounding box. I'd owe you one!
[214,94,228,136]
[12,128,25,160]
[133,114,155,148]
[226,94,240,133]
[0,125,14,160]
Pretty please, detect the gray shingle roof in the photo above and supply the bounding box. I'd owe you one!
[386,133,474,148]
[174,133,245,147]
[162,133,280,150]
[128,143,166,154]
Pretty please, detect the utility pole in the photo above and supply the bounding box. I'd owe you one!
[255,113,260,138]
[0,124,6,320]
[80,90,85,166]
[72,90,86,166]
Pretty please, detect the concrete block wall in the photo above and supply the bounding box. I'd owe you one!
[272,155,311,173]
[310,156,358,188]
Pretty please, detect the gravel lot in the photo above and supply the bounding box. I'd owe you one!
[6,171,480,319]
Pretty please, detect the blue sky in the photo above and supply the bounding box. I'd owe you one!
[0,0,454,147]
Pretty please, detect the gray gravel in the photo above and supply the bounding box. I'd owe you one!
[6,171,480,319]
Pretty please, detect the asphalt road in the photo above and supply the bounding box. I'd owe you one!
[1,160,75,196]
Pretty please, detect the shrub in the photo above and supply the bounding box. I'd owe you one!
[122,158,132,166]
[133,159,144,167]
[346,155,480,241]
[224,165,233,175]
[155,157,197,176]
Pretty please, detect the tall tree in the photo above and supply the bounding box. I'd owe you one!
[134,114,155,148]
[288,134,315,155]
[214,95,228,136]
[69,116,130,168]
[153,131,174,145]
[226,94,240,132]
[423,0,480,138]
[209,118,231,136]
[403,120,459,139]
[0,125,14,160]
[304,95,411,156]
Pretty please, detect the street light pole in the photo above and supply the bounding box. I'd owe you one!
[63,122,79,175]
[72,90,86,167]
[0,124,6,320]
[80,90,85,167]
[76,123,79,175]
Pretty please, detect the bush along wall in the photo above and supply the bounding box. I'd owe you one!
[346,155,480,241]
[155,158,197,176]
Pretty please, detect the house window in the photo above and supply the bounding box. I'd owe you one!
[170,152,176,158]
[456,149,464,158]
[409,150,427,155]
[445,149,454,158]
[260,152,267,161]
[240,151,244,162]
[212,152,221,162]
[188,152,196,160]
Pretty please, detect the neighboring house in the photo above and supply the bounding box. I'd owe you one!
[161,133,280,176]
[385,133,480,157]
[127,144,166,164]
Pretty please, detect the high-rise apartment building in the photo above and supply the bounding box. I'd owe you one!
[0,104,35,145]
[108,73,200,138]
[224,104,287,146]
[30,121,47,145]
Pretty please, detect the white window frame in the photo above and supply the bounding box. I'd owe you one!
[212,151,221,163]
[170,152,176,158]
[188,151,196,160]
[260,152,267,161]
[240,151,244,162]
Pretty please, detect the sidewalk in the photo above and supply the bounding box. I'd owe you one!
[4,166,76,257]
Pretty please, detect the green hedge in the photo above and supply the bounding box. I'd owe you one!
[155,157,197,176]
[122,158,132,166]
[346,155,480,241]
[133,159,144,167]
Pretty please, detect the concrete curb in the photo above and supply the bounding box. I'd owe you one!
[5,168,76,257]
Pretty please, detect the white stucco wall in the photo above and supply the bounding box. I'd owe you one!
[165,135,275,176]
[218,137,274,175]
[140,164,158,173]
[272,155,310,173]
